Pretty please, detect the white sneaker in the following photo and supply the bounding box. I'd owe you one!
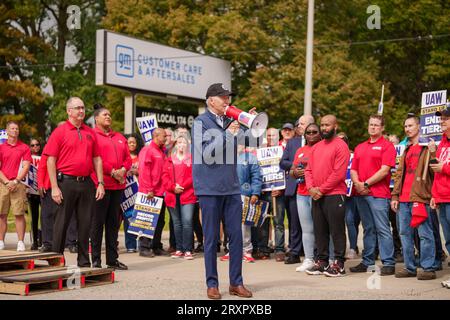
[17,241,25,252]
[346,249,357,260]
[0,240,4,250]
[296,258,315,272]
[441,279,450,288]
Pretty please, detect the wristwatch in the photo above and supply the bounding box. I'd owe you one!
[364,181,370,189]
[98,181,105,186]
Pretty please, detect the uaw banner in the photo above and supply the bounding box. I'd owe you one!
[256,146,286,192]
[127,193,163,239]
[0,130,7,144]
[26,155,41,195]
[390,144,406,188]
[419,90,447,145]
[136,114,158,145]
[241,195,269,227]
[345,154,354,196]
[120,175,139,218]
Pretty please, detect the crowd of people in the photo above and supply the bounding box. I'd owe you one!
[0,86,449,298]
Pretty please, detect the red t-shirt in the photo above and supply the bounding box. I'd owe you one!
[44,121,100,177]
[351,136,396,198]
[293,145,312,196]
[400,144,422,202]
[0,140,32,180]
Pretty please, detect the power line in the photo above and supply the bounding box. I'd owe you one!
[0,33,449,70]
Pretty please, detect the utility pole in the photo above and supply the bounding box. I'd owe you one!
[303,0,314,116]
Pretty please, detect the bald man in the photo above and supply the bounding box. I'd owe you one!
[137,128,168,257]
[304,115,350,277]
[279,114,315,264]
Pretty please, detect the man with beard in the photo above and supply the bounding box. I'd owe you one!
[350,115,396,276]
[304,115,350,277]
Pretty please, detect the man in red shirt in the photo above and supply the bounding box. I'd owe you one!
[0,121,31,251]
[137,128,167,258]
[305,115,350,277]
[44,97,105,268]
[350,115,396,275]
[391,115,437,280]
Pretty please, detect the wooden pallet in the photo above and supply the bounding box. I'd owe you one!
[0,267,114,296]
[0,250,64,272]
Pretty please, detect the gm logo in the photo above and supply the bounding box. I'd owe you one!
[115,45,134,78]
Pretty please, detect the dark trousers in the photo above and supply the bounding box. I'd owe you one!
[90,189,123,265]
[312,195,347,263]
[193,202,203,245]
[285,195,303,256]
[389,207,402,254]
[28,194,41,244]
[41,191,77,248]
[123,215,137,250]
[199,194,243,288]
[53,178,95,267]
[139,201,166,251]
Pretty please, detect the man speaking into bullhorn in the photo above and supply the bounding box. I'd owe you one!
[191,83,266,299]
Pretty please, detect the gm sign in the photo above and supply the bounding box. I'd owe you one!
[115,45,134,78]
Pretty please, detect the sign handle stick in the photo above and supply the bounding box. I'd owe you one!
[422,148,431,181]
[271,187,277,217]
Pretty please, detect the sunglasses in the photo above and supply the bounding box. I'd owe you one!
[305,130,319,135]
[30,144,40,147]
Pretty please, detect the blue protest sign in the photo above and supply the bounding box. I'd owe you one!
[120,175,139,213]
[136,115,158,145]
[256,146,286,192]
[241,195,269,227]
[127,193,163,239]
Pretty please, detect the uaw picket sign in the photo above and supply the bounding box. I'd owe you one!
[136,115,158,145]
[120,175,139,218]
[419,90,447,145]
[241,195,269,227]
[256,146,286,191]
[127,193,163,239]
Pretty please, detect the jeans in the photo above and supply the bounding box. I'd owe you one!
[397,202,436,272]
[297,195,314,259]
[345,197,360,251]
[355,196,395,266]
[242,225,252,253]
[261,193,286,253]
[439,203,450,255]
[123,215,137,250]
[168,196,194,252]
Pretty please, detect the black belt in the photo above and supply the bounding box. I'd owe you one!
[61,174,89,182]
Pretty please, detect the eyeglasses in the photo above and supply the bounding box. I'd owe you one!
[30,144,40,147]
[69,106,85,110]
[305,130,319,135]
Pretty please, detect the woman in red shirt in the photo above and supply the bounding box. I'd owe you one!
[290,123,321,272]
[162,134,197,260]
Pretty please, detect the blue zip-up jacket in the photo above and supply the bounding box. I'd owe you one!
[191,109,247,196]
[237,152,262,197]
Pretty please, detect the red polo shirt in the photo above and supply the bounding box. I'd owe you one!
[351,136,396,198]
[44,120,100,177]
[0,140,32,180]
[90,127,132,190]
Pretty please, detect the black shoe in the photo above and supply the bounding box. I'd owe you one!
[30,243,39,251]
[139,249,155,258]
[39,245,52,253]
[324,261,346,277]
[380,265,395,276]
[108,260,128,270]
[194,244,204,253]
[68,245,78,254]
[305,260,329,275]
[349,262,369,273]
[92,261,102,268]
[153,248,169,256]
[284,255,301,264]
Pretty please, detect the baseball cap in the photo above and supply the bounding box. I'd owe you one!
[435,104,450,117]
[205,83,233,99]
[282,123,294,130]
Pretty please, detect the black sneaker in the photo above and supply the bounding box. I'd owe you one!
[194,243,204,253]
[30,243,39,251]
[305,260,328,275]
[380,265,395,276]
[284,255,301,264]
[108,260,128,270]
[349,262,369,273]
[139,249,155,258]
[324,261,346,277]
[39,245,52,253]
